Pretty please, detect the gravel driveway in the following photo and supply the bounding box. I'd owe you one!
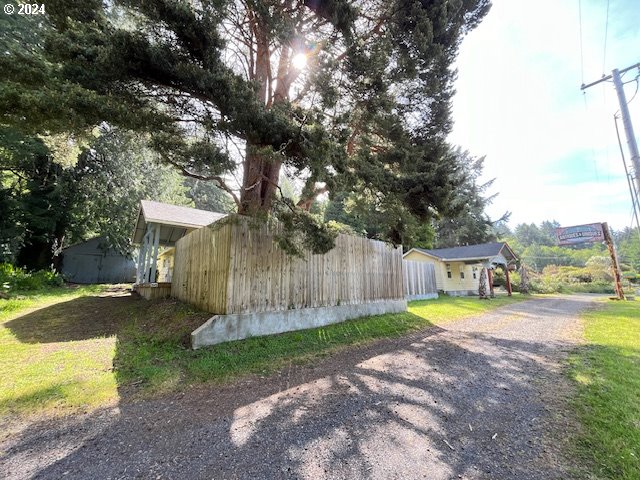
[1,295,595,479]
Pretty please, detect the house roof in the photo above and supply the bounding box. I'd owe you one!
[62,236,115,254]
[405,242,517,264]
[131,200,226,245]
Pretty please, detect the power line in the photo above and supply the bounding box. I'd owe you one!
[578,0,585,85]
[625,75,640,104]
[614,113,640,243]
[602,0,610,74]
[582,63,640,212]
[582,92,600,182]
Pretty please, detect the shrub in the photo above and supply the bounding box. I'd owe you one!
[530,277,567,294]
[0,263,64,293]
[566,282,615,294]
[492,269,505,287]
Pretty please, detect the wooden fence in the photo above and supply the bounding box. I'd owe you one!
[403,260,438,300]
[171,221,233,313]
[171,218,404,314]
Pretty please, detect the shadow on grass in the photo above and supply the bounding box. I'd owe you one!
[1,295,592,479]
[3,290,438,409]
[1,291,210,416]
[0,385,70,413]
[5,295,137,343]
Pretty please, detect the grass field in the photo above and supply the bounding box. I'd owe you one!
[1,286,525,419]
[569,298,640,480]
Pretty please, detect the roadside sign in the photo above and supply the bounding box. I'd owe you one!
[555,222,624,299]
[555,223,605,245]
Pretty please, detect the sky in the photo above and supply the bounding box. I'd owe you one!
[449,0,640,231]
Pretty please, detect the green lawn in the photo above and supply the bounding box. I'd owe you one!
[0,284,105,321]
[569,298,640,480]
[0,286,116,416]
[1,288,526,419]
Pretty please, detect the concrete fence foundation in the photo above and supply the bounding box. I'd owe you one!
[191,299,408,349]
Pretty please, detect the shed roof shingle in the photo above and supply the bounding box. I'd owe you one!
[131,200,227,245]
[140,200,226,228]
[412,242,516,261]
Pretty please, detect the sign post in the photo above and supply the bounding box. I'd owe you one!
[601,223,625,300]
[555,223,625,300]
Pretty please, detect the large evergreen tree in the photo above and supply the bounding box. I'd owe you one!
[1,0,491,253]
[69,128,203,255]
[432,149,507,248]
[0,127,75,268]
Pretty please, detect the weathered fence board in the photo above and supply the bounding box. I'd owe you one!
[171,222,232,313]
[403,260,438,300]
[172,218,404,314]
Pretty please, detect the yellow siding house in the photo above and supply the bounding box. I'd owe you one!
[403,242,517,296]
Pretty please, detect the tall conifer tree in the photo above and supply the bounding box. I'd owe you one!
[1,0,491,252]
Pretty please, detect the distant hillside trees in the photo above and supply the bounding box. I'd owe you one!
[497,220,639,293]
[615,228,640,272]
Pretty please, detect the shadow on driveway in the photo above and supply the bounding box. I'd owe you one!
[2,296,592,479]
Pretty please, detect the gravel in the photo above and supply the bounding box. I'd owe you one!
[0,295,596,479]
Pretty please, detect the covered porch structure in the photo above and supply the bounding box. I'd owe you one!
[480,244,518,297]
[131,200,226,299]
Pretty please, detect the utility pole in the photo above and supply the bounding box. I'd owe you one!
[582,62,640,195]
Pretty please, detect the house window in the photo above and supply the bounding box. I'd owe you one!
[460,271,465,279]
[446,263,452,279]
[472,266,478,279]
[459,265,465,279]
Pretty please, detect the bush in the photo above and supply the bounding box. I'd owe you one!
[566,282,615,294]
[529,276,616,295]
[0,263,64,293]
[530,277,567,294]
[526,262,623,294]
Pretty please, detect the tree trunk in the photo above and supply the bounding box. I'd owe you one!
[478,267,489,299]
[519,264,530,294]
[487,268,495,297]
[504,266,512,296]
[239,142,282,215]
[239,16,294,215]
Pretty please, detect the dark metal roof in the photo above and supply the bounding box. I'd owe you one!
[410,242,517,262]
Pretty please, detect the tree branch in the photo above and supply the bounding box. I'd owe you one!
[297,185,328,211]
[166,159,241,208]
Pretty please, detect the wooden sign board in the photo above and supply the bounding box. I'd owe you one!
[555,223,605,245]
[556,222,624,300]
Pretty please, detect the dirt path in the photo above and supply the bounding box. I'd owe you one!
[0,295,595,479]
